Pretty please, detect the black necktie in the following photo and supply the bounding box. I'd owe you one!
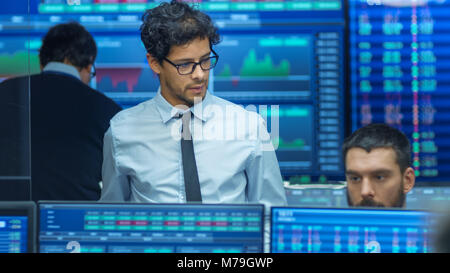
[179,112,202,202]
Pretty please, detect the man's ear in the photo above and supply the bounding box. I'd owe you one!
[83,63,93,74]
[403,167,415,194]
[146,53,161,75]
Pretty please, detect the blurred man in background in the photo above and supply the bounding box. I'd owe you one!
[0,22,122,201]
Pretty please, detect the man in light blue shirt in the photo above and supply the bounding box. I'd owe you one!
[101,0,287,208]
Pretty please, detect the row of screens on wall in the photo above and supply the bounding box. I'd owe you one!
[1,0,450,183]
[0,201,439,253]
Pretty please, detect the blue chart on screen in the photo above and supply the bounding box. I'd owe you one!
[39,203,264,253]
[349,0,450,183]
[271,207,435,253]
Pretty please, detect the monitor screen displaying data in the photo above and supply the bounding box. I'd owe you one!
[0,0,347,182]
[271,207,435,253]
[39,202,264,253]
[0,202,35,253]
[0,216,28,253]
[349,0,450,182]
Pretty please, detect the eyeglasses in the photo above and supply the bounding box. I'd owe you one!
[90,64,96,78]
[163,49,219,75]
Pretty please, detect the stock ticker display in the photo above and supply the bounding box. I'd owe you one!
[0,0,347,182]
[38,203,264,253]
[0,216,28,253]
[349,0,450,182]
[271,207,435,253]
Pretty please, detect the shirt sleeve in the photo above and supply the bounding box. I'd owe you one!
[245,115,287,208]
[100,127,131,201]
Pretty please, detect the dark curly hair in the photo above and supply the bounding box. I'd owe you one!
[140,0,220,64]
[39,22,97,69]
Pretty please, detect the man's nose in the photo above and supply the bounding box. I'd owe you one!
[191,63,206,80]
[361,178,375,199]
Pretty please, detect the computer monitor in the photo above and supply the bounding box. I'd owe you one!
[271,207,435,253]
[38,202,264,253]
[349,0,450,183]
[0,201,36,253]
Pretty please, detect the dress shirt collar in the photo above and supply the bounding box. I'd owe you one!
[154,88,213,124]
[42,62,81,80]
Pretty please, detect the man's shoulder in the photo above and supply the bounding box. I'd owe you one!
[110,98,155,125]
[108,99,159,142]
[35,73,121,109]
[82,84,122,110]
[1,74,36,85]
[0,74,43,97]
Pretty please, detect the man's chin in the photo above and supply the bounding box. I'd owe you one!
[188,93,206,105]
[176,93,205,108]
[347,193,386,207]
[356,199,386,207]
